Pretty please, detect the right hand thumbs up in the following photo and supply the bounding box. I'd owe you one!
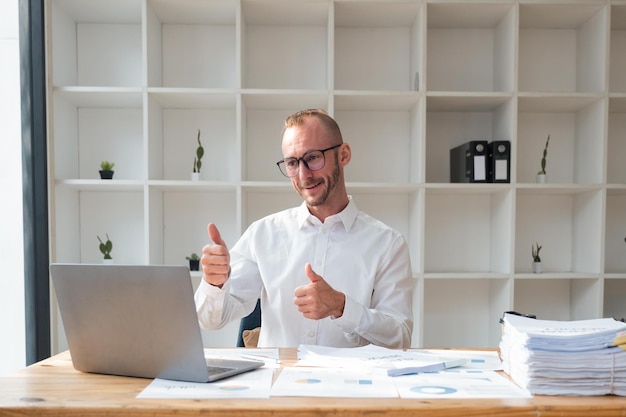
[201,223,231,288]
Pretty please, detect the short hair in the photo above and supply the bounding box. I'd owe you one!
[282,109,343,144]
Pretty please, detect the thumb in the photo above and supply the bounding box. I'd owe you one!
[207,223,227,248]
[305,263,321,283]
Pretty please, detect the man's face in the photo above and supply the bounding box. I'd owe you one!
[281,119,341,209]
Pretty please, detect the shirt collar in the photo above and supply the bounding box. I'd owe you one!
[296,196,358,231]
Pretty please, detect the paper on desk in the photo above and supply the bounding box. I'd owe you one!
[271,366,398,398]
[298,344,439,368]
[418,349,503,371]
[137,368,273,399]
[297,344,481,375]
[392,369,531,399]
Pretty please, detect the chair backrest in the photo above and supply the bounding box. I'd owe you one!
[236,299,261,347]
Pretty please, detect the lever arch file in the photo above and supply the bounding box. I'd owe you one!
[487,140,511,183]
[450,141,488,183]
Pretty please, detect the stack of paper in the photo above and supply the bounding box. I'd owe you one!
[499,313,626,396]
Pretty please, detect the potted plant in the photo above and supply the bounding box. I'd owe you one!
[97,233,113,264]
[99,160,115,180]
[536,134,550,184]
[186,253,200,271]
[532,242,542,274]
[191,129,204,181]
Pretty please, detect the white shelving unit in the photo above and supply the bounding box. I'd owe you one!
[46,0,626,353]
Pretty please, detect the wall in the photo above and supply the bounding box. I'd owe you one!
[0,0,26,375]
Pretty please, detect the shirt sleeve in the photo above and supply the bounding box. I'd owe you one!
[331,234,414,349]
[194,278,229,329]
[194,225,264,330]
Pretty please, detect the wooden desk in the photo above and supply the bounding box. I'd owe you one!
[1,349,625,417]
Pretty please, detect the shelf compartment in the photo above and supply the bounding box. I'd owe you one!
[424,188,513,274]
[605,190,626,274]
[423,278,510,348]
[56,189,144,264]
[334,102,422,184]
[52,91,143,181]
[146,0,238,88]
[425,94,514,184]
[604,278,626,321]
[50,0,142,87]
[515,189,603,274]
[519,4,607,93]
[513,278,602,321]
[517,95,605,184]
[159,189,237,264]
[426,3,515,92]
[333,93,422,185]
[608,97,626,184]
[334,2,421,91]
[147,91,238,182]
[610,4,626,93]
[242,1,329,90]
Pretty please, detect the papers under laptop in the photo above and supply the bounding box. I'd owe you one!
[50,264,263,383]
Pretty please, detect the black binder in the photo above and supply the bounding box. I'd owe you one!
[487,140,511,183]
[450,141,488,183]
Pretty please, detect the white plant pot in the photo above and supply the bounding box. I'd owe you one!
[536,173,546,184]
[191,172,200,181]
[103,259,113,265]
[532,262,542,274]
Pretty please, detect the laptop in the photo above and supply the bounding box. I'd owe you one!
[50,263,263,383]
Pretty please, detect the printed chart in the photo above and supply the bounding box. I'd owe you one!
[393,369,531,399]
[271,367,397,398]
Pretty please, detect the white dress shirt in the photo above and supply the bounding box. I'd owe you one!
[195,197,414,348]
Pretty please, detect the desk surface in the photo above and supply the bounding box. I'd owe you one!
[1,349,625,417]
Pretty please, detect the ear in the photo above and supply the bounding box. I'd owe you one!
[338,143,351,167]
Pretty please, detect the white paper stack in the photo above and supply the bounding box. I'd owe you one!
[500,313,626,396]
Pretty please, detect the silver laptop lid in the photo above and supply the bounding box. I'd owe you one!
[50,264,210,382]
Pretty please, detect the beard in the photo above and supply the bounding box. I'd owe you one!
[296,160,341,207]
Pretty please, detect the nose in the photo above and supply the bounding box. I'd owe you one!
[296,159,313,179]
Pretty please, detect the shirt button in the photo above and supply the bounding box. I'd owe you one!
[307,331,315,338]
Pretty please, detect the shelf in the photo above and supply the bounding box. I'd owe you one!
[426,3,515,93]
[335,2,421,91]
[424,188,512,274]
[608,97,626,184]
[515,189,603,274]
[514,277,602,321]
[425,95,514,184]
[47,0,626,351]
[519,3,607,93]
[147,0,238,89]
[517,95,605,184]
[50,0,142,87]
[423,278,509,348]
[605,192,626,274]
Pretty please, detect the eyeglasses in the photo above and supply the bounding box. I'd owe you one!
[276,144,341,178]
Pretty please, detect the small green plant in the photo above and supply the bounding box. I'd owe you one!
[97,233,113,260]
[100,160,115,171]
[192,129,204,173]
[537,134,550,175]
[532,243,542,263]
[185,253,200,261]
[186,252,200,271]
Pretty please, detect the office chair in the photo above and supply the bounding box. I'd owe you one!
[236,299,261,347]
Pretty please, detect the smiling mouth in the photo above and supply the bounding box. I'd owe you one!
[301,180,322,190]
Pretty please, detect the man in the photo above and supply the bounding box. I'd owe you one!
[195,109,414,348]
